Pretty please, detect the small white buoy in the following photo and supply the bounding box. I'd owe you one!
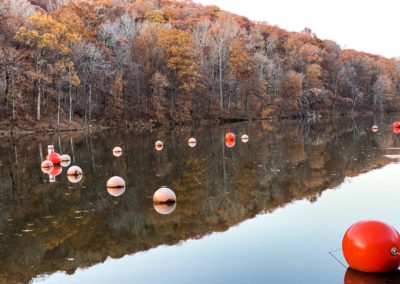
[113,147,122,157]
[155,141,164,151]
[241,134,249,143]
[188,137,197,148]
[154,203,177,215]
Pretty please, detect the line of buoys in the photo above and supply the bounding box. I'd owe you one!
[113,147,122,157]
[342,220,400,273]
[155,140,164,151]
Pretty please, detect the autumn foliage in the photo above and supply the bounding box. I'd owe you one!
[0,0,400,129]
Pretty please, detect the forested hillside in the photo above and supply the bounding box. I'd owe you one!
[1,0,399,130]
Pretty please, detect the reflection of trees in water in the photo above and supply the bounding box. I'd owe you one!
[0,115,398,283]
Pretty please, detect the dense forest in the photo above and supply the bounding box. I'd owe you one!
[1,0,400,130]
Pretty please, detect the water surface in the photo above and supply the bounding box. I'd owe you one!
[0,116,399,283]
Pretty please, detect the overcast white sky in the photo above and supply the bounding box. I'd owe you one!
[195,0,400,58]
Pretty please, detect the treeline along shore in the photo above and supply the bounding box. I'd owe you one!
[1,0,400,132]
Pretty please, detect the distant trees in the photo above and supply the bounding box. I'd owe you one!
[0,0,399,129]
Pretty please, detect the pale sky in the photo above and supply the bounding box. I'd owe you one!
[195,0,400,58]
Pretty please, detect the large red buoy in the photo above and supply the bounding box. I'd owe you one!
[342,220,400,273]
[225,132,236,148]
[46,153,61,165]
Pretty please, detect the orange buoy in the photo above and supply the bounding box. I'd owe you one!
[225,132,235,148]
[113,147,122,157]
[155,140,164,151]
[393,122,400,133]
[371,125,379,132]
[154,203,176,215]
[153,187,176,204]
[46,152,61,165]
[188,137,197,148]
[41,160,53,174]
[342,220,400,273]
[241,134,249,143]
[67,165,82,176]
[48,165,62,177]
[344,268,400,284]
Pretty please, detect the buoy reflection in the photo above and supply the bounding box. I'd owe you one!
[49,166,62,177]
[344,268,400,284]
[154,203,176,215]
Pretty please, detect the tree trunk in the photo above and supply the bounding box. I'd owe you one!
[57,88,61,126]
[68,71,72,125]
[218,47,223,111]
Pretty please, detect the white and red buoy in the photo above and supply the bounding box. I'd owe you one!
[241,134,249,143]
[188,137,197,148]
[113,147,122,157]
[155,140,164,151]
[371,125,379,132]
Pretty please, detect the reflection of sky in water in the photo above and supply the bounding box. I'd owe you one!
[36,163,400,284]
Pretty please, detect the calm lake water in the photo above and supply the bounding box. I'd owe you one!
[1,116,400,283]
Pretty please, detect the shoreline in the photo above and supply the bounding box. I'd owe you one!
[0,112,398,137]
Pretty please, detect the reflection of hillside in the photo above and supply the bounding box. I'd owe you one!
[0,116,397,283]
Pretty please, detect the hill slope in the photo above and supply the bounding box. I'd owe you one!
[0,0,399,130]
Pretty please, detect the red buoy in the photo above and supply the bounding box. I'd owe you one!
[225,132,235,148]
[342,220,400,273]
[46,152,61,165]
[393,122,400,133]
[371,125,379,132]
[48,165,62,177]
